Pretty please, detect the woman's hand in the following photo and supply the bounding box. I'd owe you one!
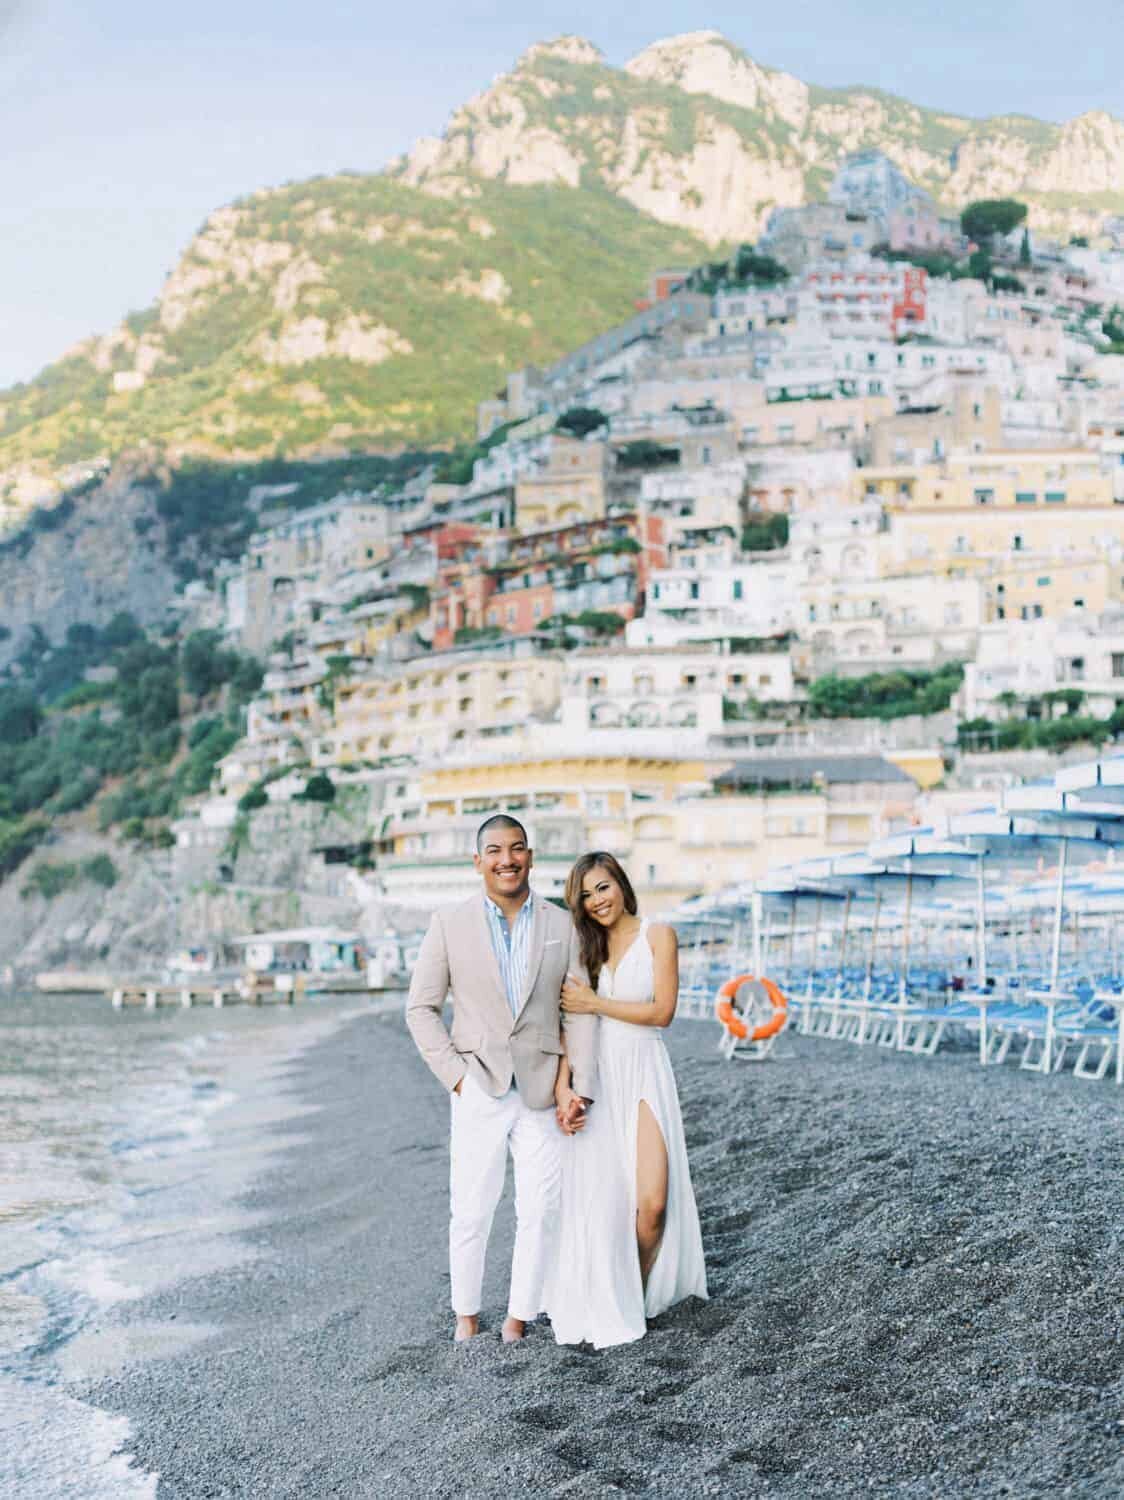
[554,1082,587,1135]
[561,974,600,1015]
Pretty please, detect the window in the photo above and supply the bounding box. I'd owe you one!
[532,600,544,621]
[1037,576,1051,587]
[1015,492,1036,504]
[733,579,743,601]
[974,488,994,505]
[1045,491,1066,503]
[689,582,699,600]
[1112,653,1124,678]
[1013,535,1024,551]
[1073,598,1085,609]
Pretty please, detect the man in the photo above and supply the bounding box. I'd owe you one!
[406,814,597,1344]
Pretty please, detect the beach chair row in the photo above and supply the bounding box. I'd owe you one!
[782,976,1123,1085]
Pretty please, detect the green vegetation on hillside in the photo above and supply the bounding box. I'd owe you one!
[0,616,263,880]
[0,178,705,474]
[808,663,964,721]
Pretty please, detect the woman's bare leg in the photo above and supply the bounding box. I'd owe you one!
[636,1099,669,1289]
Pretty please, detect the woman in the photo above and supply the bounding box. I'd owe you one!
[546,852,707,1349]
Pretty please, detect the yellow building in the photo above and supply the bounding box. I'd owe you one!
[377,751,919,911]
[514,436,608,531]
[868,384,1002,466]
[981,557,1118,623]
[742,392,894,450]
[325,649,564,765]
[859,449,1115,513]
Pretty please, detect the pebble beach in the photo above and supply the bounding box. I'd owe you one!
[58,1011,1124,1497]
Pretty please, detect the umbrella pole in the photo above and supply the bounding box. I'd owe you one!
[750,886,762,977]
[864,891,881,1004]
[1045,838,1069,1073]
[835,891,852,1002]
[786,899,797,986]
[762,907,772,978]
[976,854,988,987]
[806,895,822,1000]
[898,870,913,1050]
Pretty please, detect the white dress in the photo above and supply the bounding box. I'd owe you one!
[547,919,708,1348]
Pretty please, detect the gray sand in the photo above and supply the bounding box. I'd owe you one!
[85,1013,1124,1498]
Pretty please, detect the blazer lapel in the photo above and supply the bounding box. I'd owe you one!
[515,895,547,1017]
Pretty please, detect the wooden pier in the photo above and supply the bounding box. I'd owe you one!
[108,973,307,1009]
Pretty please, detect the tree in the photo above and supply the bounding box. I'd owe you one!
[182,630,237,698]
[1019,228,1032,266]
[968,247,993,283]
[741,512,789,552]
[0,687,42,745]
[732,245,789,286]
[556,407,608,439]
[960,199,1028,245]
[299,772,335,803]
[615,440,679,470]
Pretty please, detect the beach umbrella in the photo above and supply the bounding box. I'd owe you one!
[871,830,992,986]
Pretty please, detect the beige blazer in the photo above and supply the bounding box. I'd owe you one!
[405,891,598,1110]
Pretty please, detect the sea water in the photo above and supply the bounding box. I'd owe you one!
[0,989,372,1498]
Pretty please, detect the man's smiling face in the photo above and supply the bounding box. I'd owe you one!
[474,824,533,904]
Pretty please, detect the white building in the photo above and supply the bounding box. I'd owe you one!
[799,573,984,668]
[560,645,796,750]
[959,612,1124,718]
[630,557,800,648]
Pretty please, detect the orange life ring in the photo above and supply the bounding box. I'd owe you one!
[715,974,788,1042]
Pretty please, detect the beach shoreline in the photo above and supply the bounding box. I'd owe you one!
[71,1011,1124,1498]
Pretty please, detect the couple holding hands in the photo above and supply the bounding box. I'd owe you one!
[406,814,707,1350]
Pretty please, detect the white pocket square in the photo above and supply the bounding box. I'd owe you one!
[544,939,561,947]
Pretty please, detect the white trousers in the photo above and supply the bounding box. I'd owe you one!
[449,1072,560,1321]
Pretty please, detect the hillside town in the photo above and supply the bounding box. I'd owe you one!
[125,150,1124,918]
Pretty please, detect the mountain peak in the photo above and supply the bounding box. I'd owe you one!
[625,29,808,127]
[517,35,604,70]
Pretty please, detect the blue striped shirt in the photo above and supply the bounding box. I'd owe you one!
[484,892,534,1017]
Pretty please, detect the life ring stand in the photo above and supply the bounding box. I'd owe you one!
[715,973,789,1042]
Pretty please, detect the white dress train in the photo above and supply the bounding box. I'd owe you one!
[547,919,708,1348]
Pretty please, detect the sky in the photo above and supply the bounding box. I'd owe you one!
[2,0,1122,389]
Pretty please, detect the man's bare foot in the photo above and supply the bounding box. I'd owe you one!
[454,1315,479,1343]
[501,1316,526,1344]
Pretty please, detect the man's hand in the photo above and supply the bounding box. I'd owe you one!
[554,1084,588,1135]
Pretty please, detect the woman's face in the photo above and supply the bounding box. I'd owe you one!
[579,864,626,928]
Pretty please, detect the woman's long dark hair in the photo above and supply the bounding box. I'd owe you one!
[564,851,638,991]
